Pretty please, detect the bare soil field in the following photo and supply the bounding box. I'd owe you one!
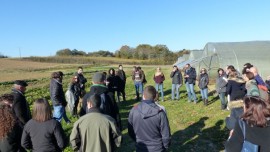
[0,58,78,82]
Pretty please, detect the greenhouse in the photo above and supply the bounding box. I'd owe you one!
[176,41,270,79]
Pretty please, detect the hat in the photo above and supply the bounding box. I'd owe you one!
[14,80,28,87]
[92,72,105,83]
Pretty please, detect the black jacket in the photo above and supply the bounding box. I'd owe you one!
[184,67,196,84]
[226,78,246,101]
[80,84,121,129]
[11,89,31,127]
[75,72,87,90]
[68,82,81,102]
[50,79,66,106]
[118,69,126,82]
[226,120,270,152]
[0,122,23,152]
[21,119,67,152]
[128,100,171,152]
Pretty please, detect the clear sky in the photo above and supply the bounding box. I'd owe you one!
[1,0,270,57]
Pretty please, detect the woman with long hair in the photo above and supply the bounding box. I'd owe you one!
[21,99,67,152]
[67,75,81,117]
[198,68,209,105]
[153,67,165,101]
[226,96,270,151]
[0,94,23,152]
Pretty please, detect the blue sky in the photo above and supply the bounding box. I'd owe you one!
[1,0,270,57]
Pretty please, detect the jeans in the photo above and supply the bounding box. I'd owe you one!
[200,88,208,100]
[172,84,181,100]
[219,92,227,109]
[53,105,70,123]
[185,82,197,102]
[155,83,164,101]
[134,81,143,100]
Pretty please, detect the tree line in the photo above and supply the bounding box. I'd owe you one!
[55,44,191,64]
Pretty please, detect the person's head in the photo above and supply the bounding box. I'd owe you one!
[143,85,157,100]
[242,96,270,127]
[226,65,235,75]
[77,67,83,74]
[115,70,119,76]
[156,67,161,72]
[0,104,16,140]
[92,72,106,84]
[200,68,207,74]
[137,66,142,70]
[14,80,28,93]
[58,71,64,80]
[32,98,52,122]
[228,69,237,78]
[119,65,123,70]
[87,94,101,109]
[249,66,258,76]
[243,63,253,68]
[242,63,253,74]
[71,75,78,83]
[217,68,224,75]
[173,65,178,71]
[108,68,115,76]
[0,94,14,107]
[243,72,255,82]
[185,64,190,69]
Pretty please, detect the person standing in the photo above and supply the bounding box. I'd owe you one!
[225,96,270,152]
[115,70,125,102]
[80,72,121,129]
[75,67,87,96]
[0,94,24,152]
[128,85,171,152]
[70,94,122,152]
[11,80,31,127]
[184,64,197,103]
[154,67,165,101]
[118,65,126,101]
[198,68,209,105]
[132,66,143,101]
[170,65,183,100]
[67,75,81,117]
[21,99,67,152]
[50,71,70,124]
[216,68,228,110]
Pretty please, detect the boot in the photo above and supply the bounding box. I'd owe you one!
[204,99,208,106]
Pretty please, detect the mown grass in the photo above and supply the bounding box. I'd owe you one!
[0,64,230,152]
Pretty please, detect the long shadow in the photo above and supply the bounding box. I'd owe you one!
[171,118,228,151]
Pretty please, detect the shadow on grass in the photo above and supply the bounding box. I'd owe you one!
[171,118,228,152]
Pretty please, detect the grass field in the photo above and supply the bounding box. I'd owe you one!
[0,59,230,152]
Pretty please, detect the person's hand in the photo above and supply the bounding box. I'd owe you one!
[229,130,234,138]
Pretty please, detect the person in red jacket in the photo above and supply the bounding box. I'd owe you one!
[153,67,165,101]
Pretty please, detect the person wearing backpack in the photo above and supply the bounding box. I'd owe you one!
[79,72,121,130]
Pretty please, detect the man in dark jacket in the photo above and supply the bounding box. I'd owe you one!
[118,64,126,101]
[74,66,87,96]
[184,64,198,103]
[50,71,70,123]
[128,85,171,152]
[80,72,121,129]
[11,80,31,127]
[170,65,183,100]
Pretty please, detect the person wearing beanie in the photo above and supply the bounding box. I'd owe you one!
[79,72,122,129]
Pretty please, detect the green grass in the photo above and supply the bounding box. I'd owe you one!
[0,65,230,152]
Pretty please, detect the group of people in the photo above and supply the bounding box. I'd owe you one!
[2,62,270,152]
[213,63,270,151]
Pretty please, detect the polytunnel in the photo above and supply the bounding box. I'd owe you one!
[199,41,270,79]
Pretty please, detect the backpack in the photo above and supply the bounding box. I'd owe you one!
[99,93,112,116]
